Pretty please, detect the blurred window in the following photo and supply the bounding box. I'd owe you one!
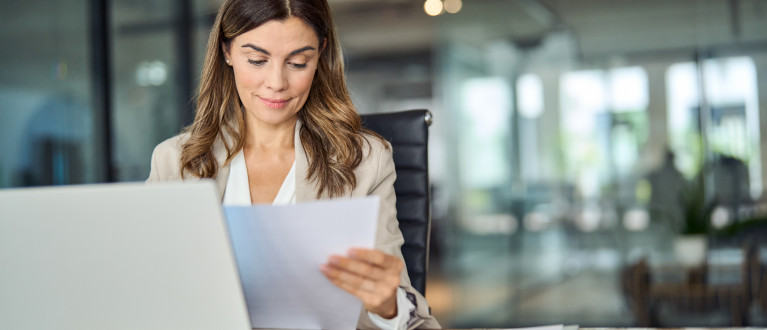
[609,67,649,176]
[666,62,701,177]
[666,57,761,198]
[459,77,512,189]
[516,74,544,180]
[517,74,544,119]
[560,67,649,198]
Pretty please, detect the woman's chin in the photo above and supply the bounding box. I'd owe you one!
[247,108,299,127]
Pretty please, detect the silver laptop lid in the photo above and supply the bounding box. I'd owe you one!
[0,181,251,330]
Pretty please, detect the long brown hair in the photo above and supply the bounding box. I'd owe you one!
[181,0,384,198]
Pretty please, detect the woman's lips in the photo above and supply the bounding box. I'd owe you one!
[259,96,290,109]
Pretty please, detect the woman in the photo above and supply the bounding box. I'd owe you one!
[146,0,440,328]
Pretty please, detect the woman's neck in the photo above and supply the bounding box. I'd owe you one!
[244,117,297,152]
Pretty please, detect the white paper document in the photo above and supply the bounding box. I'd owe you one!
[223,196,380,329]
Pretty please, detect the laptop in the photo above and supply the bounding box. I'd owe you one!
[0,181,251,330]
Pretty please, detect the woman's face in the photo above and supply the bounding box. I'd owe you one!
[224,17,321,127]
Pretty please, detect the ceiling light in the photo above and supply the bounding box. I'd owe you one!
[424,0,443,16]
[444,0,462,14]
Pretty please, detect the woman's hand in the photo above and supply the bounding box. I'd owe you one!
[320,247,403,319]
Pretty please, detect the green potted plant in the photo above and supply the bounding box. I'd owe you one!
[674,169,713,266]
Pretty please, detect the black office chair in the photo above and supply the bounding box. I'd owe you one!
[360,109,432,296]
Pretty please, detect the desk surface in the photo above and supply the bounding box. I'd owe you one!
[451,328,760,330]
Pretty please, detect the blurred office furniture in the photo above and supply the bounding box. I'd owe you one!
[711,155,752,208]
[623,243,759,326]
[760,266,767,320]
[755,243,767,319]
[21,138,84,186]
[361,109,432,296]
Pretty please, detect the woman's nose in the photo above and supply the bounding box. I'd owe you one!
[264,63,288,91]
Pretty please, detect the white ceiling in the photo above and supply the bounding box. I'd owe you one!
[329,0,767,59]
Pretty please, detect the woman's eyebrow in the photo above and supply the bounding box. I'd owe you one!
[240,43,316,56]
[289,46,316,56]
[241,44,270,55]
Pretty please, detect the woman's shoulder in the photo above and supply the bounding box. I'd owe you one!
[147,132,191,181]
[359,131,392,160]
[152,132,191,157]
[355,131,394,181]
[349,131,395,196]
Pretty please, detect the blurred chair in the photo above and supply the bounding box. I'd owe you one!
[621,259,652,325]
[360,109,432,296]
[623,243,757,326]
[757,245,767,318]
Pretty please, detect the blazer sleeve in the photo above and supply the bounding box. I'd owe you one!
[146,144,163,183]
[145,134,188,183]
[356,142,441,330]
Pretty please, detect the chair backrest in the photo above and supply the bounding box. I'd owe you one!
[360,109,432,295]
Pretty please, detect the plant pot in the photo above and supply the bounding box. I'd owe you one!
[673,234,707,267]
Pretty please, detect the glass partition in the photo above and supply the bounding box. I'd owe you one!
[0,0,100,187]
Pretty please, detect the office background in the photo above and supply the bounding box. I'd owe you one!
[2,0,767,327]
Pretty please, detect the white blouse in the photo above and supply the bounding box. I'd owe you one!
[222,150,295,206]
[221,149,413,329]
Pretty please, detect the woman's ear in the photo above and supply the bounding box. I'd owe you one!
[221,42,232,65]
[320,37,327,54]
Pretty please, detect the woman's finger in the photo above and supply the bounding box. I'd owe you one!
[321,263,382,293]
[321,265,394,313]
[331,276,389,307]
[347,248,403,274]
[328,255,389,281]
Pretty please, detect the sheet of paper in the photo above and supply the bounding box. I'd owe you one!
[223,196,379,330]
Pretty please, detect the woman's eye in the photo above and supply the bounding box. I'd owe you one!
[247,59,266,66]
[289,62,307,69]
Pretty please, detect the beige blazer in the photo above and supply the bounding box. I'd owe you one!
[146,122,440,329]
